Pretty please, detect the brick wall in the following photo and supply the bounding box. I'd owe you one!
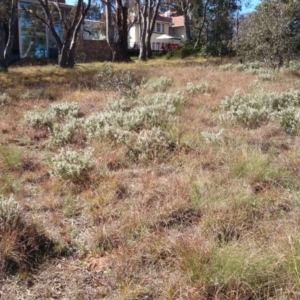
[76,40,112,63]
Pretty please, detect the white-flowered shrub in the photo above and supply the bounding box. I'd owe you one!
[24,110,54,129]
[85,92,185,141]
[97,62,138,98]
[127,128,174,160]
[49,117,85,147]
[276,108,300,134]
[235,61,264,74]
[51,148,95,181]
[0,93,11,105]
[220,90,271,128]
[0,194,21,228]
[218,64,234,71]
[49,102,82,118]
[25,102,84,144]
[143,76,173,92]
[256,71,276,81]
[220,89,300,133]
[201,129,225,144]
[25,91,185,161]
[21,88,44,99]
[186,82,211,95]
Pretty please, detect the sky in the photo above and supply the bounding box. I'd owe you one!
[65,0,261,14]
[242,0,261,14]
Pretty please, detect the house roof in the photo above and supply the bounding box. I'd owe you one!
[156,15,172,23]
[171,16,184,27]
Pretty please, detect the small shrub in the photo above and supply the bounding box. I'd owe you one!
[186,82,211,95]
[97,62,138,98]
[25,110,54,129]
[219,63,234,71]
[143,76,173,92]
[235,61,264,74]
[0,93,11,105]
[220,90,271,128]
[256,70,276,81]
[220,89,300,130]
[49,102,82,119]
[127,127,175,161]
[165,51,174,60]
[51,147,95,182]
[277,108,300,134]
[49,117,85,147]
[25,102,82,130]
[201,129,224,144]
[0,194,21,228]
[21,88,44,100]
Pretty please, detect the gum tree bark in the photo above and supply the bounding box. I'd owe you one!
[0,0,17,72]
[105,0,130,62]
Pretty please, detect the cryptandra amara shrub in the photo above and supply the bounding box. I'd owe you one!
[186,82,211,95]
[25,102,82,130]
[0,93,11,105]
[142,76,173,92]
[97,62,138,98]
[201,129,225,144]
[51,148,95,182]
[220,89,300,133]
[26,92,185,163]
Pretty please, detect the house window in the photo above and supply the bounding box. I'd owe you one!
[162,24,165,33]
[156,42,160,50]
[19,3,47,59]
[156,23,161,33]
[152,42,155,50]
[83,22,102,40]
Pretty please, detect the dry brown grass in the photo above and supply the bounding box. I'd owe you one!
[1,58,300,299]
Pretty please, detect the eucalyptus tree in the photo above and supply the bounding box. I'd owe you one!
[22,0,91,68]
[0,0,17,71]
[235,0,300,69]
[136,0,161,60]
[105,0,131,62]
[192,0,240,54]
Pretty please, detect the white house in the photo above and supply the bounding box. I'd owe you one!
[128,12,186,51]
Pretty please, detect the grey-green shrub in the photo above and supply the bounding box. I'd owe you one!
[220,90,271,128]
[220,89,300,132]
[143,76,173,92]
[0,194,21,228]
[21,88,44,100]
[49,117,85,147]
[186,82,211,95]
[0,93,11,105]
[51,148,95,181]
[97,62,138,98]
[201,129,225,144]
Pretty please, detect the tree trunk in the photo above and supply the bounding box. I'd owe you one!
[23,0,91,68]
[0,19,7,72]
[0,0,17,71]
[105,0,130,62]
[194,0,210,49]
[137,0,148,61]
[181,0,192,41]
[146,34,152,58]
[145,0,160,59]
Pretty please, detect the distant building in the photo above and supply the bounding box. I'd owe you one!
[10,0,109,64]
[128,11,187,51]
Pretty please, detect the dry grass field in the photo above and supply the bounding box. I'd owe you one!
[1,58,300,299]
